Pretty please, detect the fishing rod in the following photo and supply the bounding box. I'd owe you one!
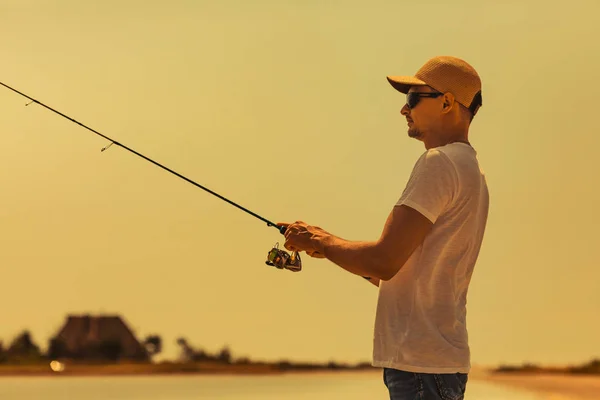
[0,81,302,272]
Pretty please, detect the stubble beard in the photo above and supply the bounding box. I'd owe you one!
[408,126,422,139]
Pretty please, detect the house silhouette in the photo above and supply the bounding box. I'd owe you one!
[48,314,149,362]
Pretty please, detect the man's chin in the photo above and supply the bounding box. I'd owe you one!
[408,129,422,140]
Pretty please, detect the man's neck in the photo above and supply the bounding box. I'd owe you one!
[424,128,470,149]
[425,138,470,149]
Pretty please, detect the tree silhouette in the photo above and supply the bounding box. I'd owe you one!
[143,335,162,359]
[217,346,232,364]
[176,337,194,362]
[6,330,42,361]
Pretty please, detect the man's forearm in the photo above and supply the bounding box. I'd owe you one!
[320,235,390,281]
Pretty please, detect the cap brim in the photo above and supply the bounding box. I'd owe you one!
[386,76,427,94]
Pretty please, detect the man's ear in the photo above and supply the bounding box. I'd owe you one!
[442,92,456,113]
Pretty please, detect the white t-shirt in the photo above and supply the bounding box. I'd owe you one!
[372,142,489,374]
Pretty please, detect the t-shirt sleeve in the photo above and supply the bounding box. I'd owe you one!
[396,149,458,224]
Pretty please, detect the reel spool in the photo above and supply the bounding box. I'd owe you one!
[265,242,302,272]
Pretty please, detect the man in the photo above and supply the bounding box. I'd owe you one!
[278,55,489,399]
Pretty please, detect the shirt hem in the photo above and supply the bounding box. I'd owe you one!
[372,360,470,374]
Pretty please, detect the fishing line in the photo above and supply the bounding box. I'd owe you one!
[1,81,304,271]
[1,81,381,279]
[0,81,286,234]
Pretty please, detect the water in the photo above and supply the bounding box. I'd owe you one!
[0,372,544,400]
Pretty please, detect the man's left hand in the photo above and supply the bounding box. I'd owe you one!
[277,221,330,258]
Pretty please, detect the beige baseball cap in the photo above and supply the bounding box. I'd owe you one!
[387,56,482,115]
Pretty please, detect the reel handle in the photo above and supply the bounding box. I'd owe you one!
[271,222,371,282]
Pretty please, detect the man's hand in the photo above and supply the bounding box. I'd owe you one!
[277,221,330,258]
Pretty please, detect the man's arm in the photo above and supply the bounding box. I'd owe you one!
[318,205,433,281]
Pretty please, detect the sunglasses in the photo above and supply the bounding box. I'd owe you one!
[406,91,443,109]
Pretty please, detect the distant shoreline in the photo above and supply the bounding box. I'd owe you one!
[490,359,600,376]
[0,361,380,377]
[2,360,600,378]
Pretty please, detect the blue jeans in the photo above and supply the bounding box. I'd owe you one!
[383,368,468,400]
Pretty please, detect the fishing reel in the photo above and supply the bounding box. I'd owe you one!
[265,242,302,272]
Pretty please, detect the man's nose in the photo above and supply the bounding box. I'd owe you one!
[400,104,410,116]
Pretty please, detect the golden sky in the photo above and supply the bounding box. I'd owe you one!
[1,0,599,367]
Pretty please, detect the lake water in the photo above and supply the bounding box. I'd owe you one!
[0,372,544,399]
